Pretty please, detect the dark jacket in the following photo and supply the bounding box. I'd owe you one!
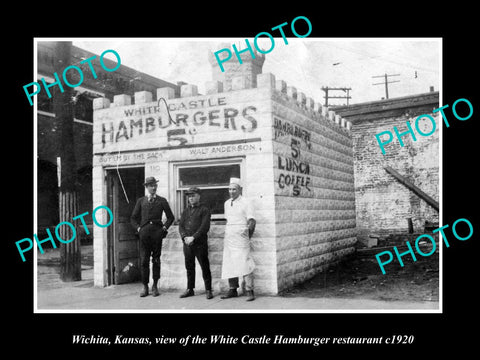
[178,203,211,243]
[130,195,175,231]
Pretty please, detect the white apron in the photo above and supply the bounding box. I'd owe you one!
[221,224,255,279]
[221,196,256,279]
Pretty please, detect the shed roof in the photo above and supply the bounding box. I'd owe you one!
[333,91,439,123]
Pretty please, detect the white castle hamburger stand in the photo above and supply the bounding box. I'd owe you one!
[91,52,356,294]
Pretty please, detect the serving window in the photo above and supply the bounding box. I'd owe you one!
[173,159,243,220]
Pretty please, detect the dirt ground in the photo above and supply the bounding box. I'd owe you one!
[280,246,439,302]
[38,242,439,303]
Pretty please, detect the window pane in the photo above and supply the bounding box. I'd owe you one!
[179,165,240,187]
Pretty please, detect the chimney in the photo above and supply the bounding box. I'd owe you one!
[208,43,266,91]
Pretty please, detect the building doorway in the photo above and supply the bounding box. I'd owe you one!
[106,166,145,285]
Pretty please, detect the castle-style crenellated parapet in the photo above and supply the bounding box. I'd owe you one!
[94,78,351,134]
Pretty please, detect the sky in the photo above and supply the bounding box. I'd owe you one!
[73,38,441,106]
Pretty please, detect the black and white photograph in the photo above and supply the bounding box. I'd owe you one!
[6,8,478,356]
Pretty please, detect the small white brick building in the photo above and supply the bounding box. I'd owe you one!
[91,51,356,294]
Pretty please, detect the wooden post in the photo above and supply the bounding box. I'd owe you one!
[53,41,82,281]
[384,166,439,212]
[384,73,389,99]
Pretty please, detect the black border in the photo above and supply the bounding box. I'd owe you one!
[7,5,478,355]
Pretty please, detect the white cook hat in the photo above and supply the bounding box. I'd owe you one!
[229,177,242,187]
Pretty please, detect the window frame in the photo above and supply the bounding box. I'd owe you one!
[170,157,244,221]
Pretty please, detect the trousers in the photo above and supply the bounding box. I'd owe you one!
[139,224,165,285]
[228,272,254,291]
[183,240,212,290]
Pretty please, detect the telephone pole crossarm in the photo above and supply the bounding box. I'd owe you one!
[321,86,352,106]
[372,73,400,99]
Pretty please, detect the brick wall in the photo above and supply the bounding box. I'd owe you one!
[335,93,439,244]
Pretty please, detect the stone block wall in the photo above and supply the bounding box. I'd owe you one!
[208,45,266,92]
[268,75,357,292]
[92,73,279,293]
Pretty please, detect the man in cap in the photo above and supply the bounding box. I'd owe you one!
[178,187,213,299]
[131,177,175,297]
[220,178,257,301]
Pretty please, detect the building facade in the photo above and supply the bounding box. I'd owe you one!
[92,53,357,294]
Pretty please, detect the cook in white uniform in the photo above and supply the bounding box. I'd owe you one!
[220,177,257,301]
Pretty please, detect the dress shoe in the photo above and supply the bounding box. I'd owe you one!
[179,289,195,298]
[220,289,238,299]
[139,285,149,297]
[246,290,255,301]
[151,284,160,297]
[206,290,213,299]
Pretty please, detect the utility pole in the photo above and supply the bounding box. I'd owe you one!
[53,41,82,282]
[321,86,352,107]
[372,73,400,99]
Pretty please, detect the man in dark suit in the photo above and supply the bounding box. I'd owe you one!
[131,177,174,297]
[178,187,213,299]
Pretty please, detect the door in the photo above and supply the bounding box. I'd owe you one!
[107,167,145,284]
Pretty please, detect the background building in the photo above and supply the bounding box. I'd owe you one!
[334,91,439,247]
[37,42,179,241]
